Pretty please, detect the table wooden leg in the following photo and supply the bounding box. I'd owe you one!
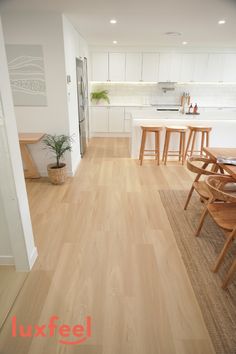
[20,143,40,178]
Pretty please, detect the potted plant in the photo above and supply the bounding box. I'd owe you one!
[91,90,110,104]
[43,134,72,185]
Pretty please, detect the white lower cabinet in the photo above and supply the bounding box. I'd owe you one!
[90,106,126,134]
[91,107,109,132]
[109,107,125,132]
[124,110,132,133]
[124,119,131,132]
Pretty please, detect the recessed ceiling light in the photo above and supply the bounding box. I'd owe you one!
[110,19,117,24]
[113,40,117,44]
[182,41,188,45]
[164,31,182,36]
[218,19,226,25]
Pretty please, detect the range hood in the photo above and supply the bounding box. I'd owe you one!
[158,82,177,85]
[150,104,180,112]
[158,81,176,93]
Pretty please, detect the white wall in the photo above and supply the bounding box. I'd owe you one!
[1,13,72,176]
[0,197,13,265]
[62,15,89,173]
[0,17,37,270]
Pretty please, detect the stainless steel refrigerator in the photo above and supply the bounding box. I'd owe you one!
[76,57,88,157]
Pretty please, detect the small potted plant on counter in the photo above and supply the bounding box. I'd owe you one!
[43,134,72,185]
[91,90,110,104]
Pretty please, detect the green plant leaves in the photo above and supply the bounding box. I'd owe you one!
[91,90,110,104]
[43,134,73,168]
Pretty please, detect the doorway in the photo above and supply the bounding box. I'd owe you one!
[76,57,89,157]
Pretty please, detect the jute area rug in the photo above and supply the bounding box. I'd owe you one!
[159,190,236,354]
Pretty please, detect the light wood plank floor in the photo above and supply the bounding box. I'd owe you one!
[0,138,215,354]
[0,266,27,329]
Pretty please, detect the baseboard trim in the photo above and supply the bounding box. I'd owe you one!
[72,158,81,176]
[90,132,130,138]
[0,255,14,265]
[29,246,38,269]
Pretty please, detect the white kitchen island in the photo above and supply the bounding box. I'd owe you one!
[130,110,236,159]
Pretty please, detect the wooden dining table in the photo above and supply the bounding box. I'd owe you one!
[203,147,236,180]
[19,132,45,178]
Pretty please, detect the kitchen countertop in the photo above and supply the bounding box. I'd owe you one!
[90,104,153,107]
[131,115,236,159]
[130,109,236,120]
[90,104,236,110]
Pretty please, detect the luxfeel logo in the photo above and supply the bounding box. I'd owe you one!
[12,315,91,345]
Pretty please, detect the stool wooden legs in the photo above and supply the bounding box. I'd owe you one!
[162,131,171,165]
[139,130,147,165]
[200,131,210,155]
[155,131,160,165]
[139,129,160,165]
[190,131,197,156]
[185,129,211,158]
[180,131,186,165]
[206,131,209,147]
[184,129,193,159]
[162,131,186,165]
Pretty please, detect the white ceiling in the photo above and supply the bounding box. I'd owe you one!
[1,0,236,47]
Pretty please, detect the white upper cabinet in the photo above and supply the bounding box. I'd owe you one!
[206,54,224,82]
[125,53,142,81]
[170,54,182,82]
[222,54,236,82]
[180,53,209,82]
[180,54,195,82]
[142,53,159,82]
[91,51,236,83]
[193,54,209,82]
[158,53,172,82]
[158,53,182,82]
[109,53,126,82]
[91,53,109,81]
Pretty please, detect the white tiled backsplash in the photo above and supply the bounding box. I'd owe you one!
[90,83,236,107]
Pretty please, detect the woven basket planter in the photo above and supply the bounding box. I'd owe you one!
[47,163,67,185]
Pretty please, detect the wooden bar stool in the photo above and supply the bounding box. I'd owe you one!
[185,126,212,159]
[139,126,162,165]
[162,126,187,165]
